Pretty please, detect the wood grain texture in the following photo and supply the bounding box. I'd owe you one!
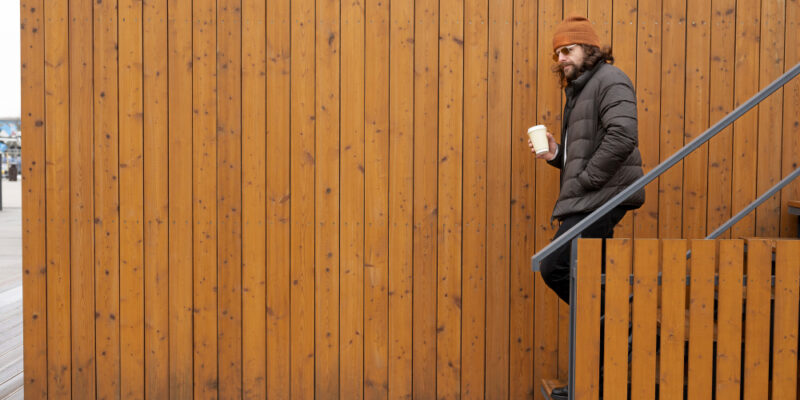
[436,0,463,398]
[487,0,513,397]
[340,0,365,397]
[290,0,316,396]
[604,239,632,400]
[772,240,800,400]
[462,0,488,397]
[143,1,170,396]
[781,0,800,238]
[118,0,144,397]
[167,0,195,395]
[683,0,711,239]
[743,239,771,400]
[94,0,122,396]
[44,0,71,395]
[69,0,96,397]
[193,0,219,395]
[217,0,243,397]
[242,0,267,397]
[510,0,537,396]
[730,0,760,238]
[707,0,736,238]
[413,0,438,397]
[20,0,47,396]
[715,240,744,400]
[364,1,390,397]
[266,1,291,398]
[388,1,414,397]
[659,240,687,399]
[574,239,602,400]
[533,0,560,396]
[631,240,658,400]
[634,0,661,239]
[687,240,716,400]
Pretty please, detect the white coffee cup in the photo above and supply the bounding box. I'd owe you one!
[528,125,549,155]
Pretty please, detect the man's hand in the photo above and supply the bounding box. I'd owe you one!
[529,131,558,161]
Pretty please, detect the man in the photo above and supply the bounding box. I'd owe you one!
[530,15,645,399]
[532,16,645,313]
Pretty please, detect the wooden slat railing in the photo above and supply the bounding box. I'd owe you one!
[572,238,800,400]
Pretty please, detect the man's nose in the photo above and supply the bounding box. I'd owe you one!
[558,52,569,63]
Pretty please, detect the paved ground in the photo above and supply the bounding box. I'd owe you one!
[0,177,23,399]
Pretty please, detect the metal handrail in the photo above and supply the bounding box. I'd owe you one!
[531,61,800,271]
[706,165,800,239]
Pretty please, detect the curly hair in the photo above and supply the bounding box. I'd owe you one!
[552,44,614,87]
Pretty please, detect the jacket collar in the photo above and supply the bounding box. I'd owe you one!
[565,61,605,98]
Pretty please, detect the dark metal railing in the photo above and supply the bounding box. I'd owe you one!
[532,61,800,272]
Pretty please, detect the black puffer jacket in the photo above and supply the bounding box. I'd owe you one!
[547,61,645,219]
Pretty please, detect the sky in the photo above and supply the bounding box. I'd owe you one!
[1,1,21,119]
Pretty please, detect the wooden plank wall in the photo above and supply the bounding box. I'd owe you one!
[576,239,800,400]
[20,0,800,398]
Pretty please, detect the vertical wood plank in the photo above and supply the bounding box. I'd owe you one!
[603,239,632,400]
[290,0,316,395]
[437,0,463,398]
[388,1,414,397]
[635,0,662,239]
[658,0,685,239]
[534,0,560,393]
[315,0,341,396]
[461,0,487,397]
[364,0,390,397]
[94,0,122,395]
[755,0,785,236]
[742,239,772,400]
[217,0,243,397]
[715,240,744,400]
[44,0,71,395]
[242,0,267,397]
[68,0,96,397]
[730,0,760,238]
[20,0,47,396]
[193,0,219,395]
[340,0,365,397]
[167,0,195,395]
[772,240,800,399]
[781,0,800,238]
[118,0,144,396]
[487,0,512,397]
[510,0,536,396]
[687,240,716,400]
[266,0,291,397]
[413,0,438,397]
[630,240,658,399]
[574,239,602,400]
[588,0,613,45]
[143,1,170,396]
[707,0,736,238]
[683,0,711,239]
[611,0,637,238]
[658,240,687,399]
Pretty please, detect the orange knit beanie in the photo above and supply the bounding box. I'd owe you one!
[552,15,601,51]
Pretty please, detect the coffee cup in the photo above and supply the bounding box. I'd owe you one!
[528,125,549,155]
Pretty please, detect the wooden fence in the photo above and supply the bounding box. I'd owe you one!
[574,238,800,400]
[19,0,800,398]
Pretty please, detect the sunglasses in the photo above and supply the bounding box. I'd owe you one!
[552,44,578,62]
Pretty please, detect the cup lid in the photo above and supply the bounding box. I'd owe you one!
[528,124,546,133]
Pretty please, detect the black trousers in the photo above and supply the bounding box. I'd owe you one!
[540,207,627,303]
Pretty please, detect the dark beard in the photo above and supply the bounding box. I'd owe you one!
[562,62,582,82]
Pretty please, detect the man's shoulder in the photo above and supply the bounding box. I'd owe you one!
[593,63,633,86]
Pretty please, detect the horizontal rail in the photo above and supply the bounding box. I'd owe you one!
[531,61,800,271]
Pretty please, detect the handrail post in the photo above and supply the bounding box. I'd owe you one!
[568,237,579,400]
